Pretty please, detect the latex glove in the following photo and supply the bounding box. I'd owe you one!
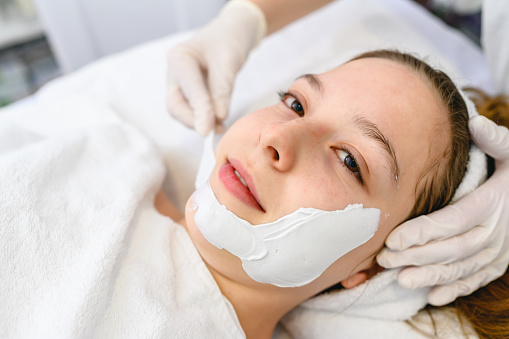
[377,115,509,306]
[166,0,266,136]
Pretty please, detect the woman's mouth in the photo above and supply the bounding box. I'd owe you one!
[218,160,265,212]
[234,169,248,188]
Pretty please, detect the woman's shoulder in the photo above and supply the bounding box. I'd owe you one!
[155,189,185,223]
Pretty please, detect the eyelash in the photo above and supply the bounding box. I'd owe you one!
[277,90,365,186]
[278,90,305,117]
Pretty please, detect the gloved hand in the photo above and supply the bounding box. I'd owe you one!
[377,115,509,306]
[166,0,266,136]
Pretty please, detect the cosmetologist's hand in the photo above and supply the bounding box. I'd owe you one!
[377,115,509,306]
[166,0,266,136]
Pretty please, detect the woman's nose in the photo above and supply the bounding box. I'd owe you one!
[259,120,311,172]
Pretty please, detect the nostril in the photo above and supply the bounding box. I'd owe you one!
[268,146,279,161]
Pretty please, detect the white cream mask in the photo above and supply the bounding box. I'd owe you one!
[192,132,381,288]
[192,182,380,287]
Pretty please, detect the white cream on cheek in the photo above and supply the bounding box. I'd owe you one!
[192,182,380,287]
[192,133,381,288]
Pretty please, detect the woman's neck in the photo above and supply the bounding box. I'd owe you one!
[153,190,309,337]
[206,263,305,339]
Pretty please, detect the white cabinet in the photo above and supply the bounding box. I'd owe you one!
[33,0,226,72]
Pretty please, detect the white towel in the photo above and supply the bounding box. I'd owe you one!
[0,98,244,338]
[279,269,431,338]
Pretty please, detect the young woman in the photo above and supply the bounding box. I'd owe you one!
[1,48,507,337]
[158,50,509,338]
[166,0,509,311]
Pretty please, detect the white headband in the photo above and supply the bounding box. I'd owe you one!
[451,88,487,202]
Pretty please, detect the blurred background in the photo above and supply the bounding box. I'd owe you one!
[0,0,56,106]
[0,0,481,107]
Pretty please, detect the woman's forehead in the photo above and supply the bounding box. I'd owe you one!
[315,58,450,188]
[321,58,426,92]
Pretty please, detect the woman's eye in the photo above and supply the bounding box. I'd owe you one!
[338,149,359,173]
[336,148,364,185]
[278,91,305,117]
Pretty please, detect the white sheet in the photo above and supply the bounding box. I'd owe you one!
[0,98,244,338]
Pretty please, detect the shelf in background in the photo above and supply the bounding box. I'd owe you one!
[0,17,43,49]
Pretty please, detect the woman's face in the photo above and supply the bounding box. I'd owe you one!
[185,58,450,292]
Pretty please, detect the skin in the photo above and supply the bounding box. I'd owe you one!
[157,58,450,338]
[249,0,334,34]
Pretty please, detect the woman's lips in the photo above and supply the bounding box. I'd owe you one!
[218,160,265,212]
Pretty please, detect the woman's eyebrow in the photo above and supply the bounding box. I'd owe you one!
[353,115,400,185]
[296,74,324,96]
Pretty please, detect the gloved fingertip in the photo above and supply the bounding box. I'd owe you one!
[195,110,215,136]
[385,232,406,251]
[469,115,490,140]
[195,120,211,136]
[215,103,229,121]
[397,269,421,289]
[376,250,396,269]
[428,287,455,306]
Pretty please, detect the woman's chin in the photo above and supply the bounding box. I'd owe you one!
[183,194,198,233]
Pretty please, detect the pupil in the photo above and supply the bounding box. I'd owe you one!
[292,102,303,113]
[346,155,358,171]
